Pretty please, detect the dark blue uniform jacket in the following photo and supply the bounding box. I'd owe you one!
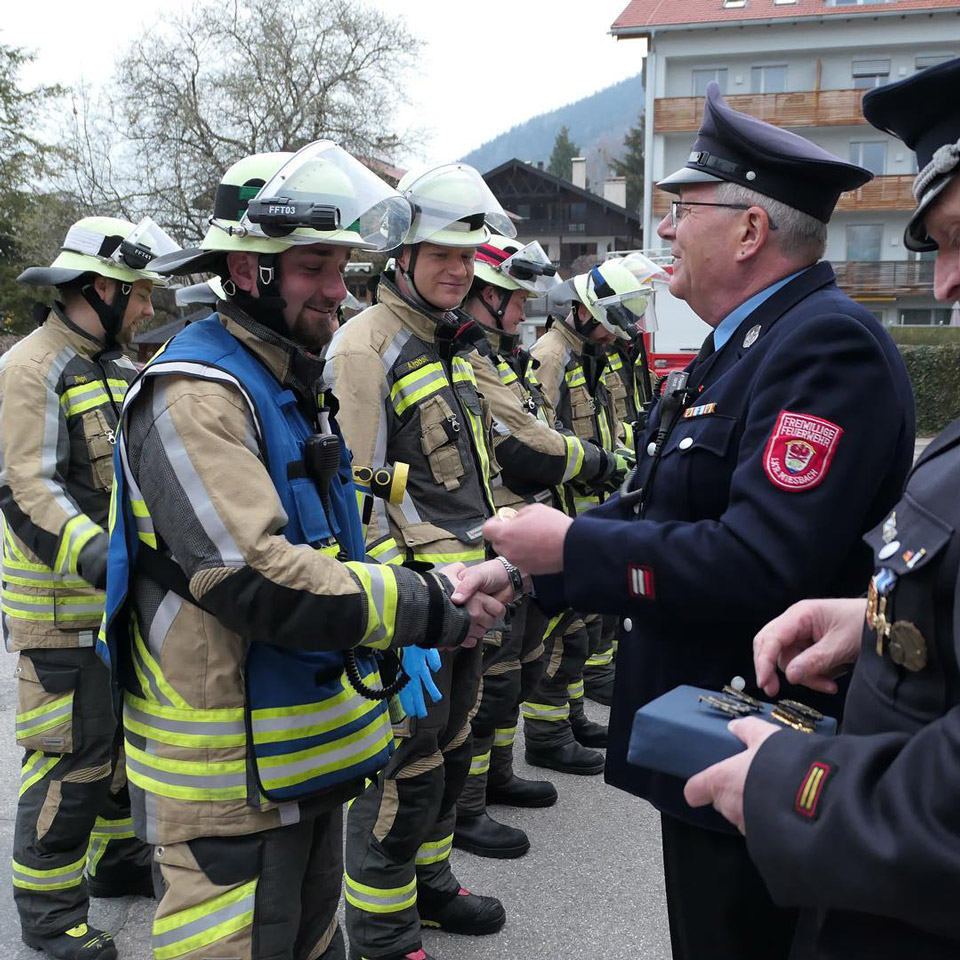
[745,418,960,959]
[536,262,915,829]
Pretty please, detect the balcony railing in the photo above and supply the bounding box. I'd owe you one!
[833,260,934,299]
[654,89,869,134]
[651,175,916,217]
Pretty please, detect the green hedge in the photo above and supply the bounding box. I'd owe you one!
[897,344,960,435]
[889,326,960,346]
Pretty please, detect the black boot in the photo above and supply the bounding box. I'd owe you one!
[571,714,608,748]
[486,773,558,808]
[349,949,435,960]
[87,866,156,899]
[419,887,506,936]
[454,811,530,859]
[526,741,605,775]
[23,924,117,960]
[585,673,615,706]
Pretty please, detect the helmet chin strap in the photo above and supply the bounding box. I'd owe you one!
[560,304,598,343]
[81,280,131,349]
[474,286,520,355]
[224,253,290,337]
[396,245,452,316]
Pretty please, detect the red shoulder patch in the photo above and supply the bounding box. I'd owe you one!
[627,564,655,599]
[763,411,843,492]
[794,761,832,819]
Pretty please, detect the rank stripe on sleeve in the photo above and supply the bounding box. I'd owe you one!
[627,564,655,599]
[795,761,831,818]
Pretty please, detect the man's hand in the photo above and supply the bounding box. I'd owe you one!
[450,559,515,606]
[482,503,573,575]
[754,597,866,698]
[683,717,781,833]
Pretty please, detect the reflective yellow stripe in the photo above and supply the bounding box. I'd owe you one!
[598,406,613,452]
[16,691,74,738]
[493,726,516,748]
[565,369,586,388]
[2,589,102,623]
[496,361,519,386]
[250,680,383,742]
[391,362,446,416]
[367,538,403,565]
[468,750,491,776]
[452,356,496,509]
[622,421,635,449]
[131,497,157,548]
[152,879,257,960]
[585,647,614,668]
[521,701,570,722]
[60,380,125,416]
[132,622,191,709]
[20,752,61,797]
[415,833,454,865]
[12,853,86,891]
[344,873,417,914]
[411,546,486,565]
[89,816,136,840]
[55,514,102,576]
[566,680,585,700]
[123,693,246,748]
[562,434,585,482]
[344,562,399,650]
[607,354,624,372]
[124,740,248,802]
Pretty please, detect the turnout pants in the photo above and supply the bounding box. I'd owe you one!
[521,610,590,749]
[459,599,547,816]
[152,808,345,960]
[13,647,152,937]
[345,643,482,960]
[583,613,617,693]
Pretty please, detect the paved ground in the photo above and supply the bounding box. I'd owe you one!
[0,644,671,960]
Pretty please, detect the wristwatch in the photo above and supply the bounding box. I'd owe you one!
[497,556,525,598]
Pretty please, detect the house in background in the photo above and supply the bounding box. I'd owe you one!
[611,0,960,326]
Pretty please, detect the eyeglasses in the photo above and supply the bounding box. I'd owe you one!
[669,200,778,230]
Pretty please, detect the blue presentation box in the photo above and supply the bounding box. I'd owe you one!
[627,684,837,780]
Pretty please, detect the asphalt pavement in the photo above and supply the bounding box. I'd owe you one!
[0,645,671,960]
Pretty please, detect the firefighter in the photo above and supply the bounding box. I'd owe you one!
[101,144,504,960]
[4,216,177,960]
[523,255,659,774]
[325,162,513,960]
[452,234,624,857]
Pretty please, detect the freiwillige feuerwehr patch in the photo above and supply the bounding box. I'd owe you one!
[763,411,843,492]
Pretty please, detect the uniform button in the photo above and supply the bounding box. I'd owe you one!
[878,541,900,560]
[646,442,656,456]
[678,437,694,450]
[623,617,633,632]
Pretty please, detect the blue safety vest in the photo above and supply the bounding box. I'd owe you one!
[100,317,393,804]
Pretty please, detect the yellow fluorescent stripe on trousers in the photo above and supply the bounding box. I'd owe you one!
[415,833,454,866]
[20,752,62,797]
[152,878,257,960]
[55,513,102,577]
[468,751,491,776]
[586,648,614,668]
[343,561,399,650]
[89,816,136,840]
[493,726,516,748]
[521,701,570,722]
[567,680,585,700]
[344,873,418,914]
[16,691,74,739]
[12,852,86,891]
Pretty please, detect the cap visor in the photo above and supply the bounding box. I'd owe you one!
[148,247,221,277]
[656,166,725,194]
[904,175,954,252]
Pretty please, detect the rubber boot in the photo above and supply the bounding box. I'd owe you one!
[22,924,117,960]
[525,740,605,776]
[418,887,506,936]
[488,725,558,807]
[569,688,608,748]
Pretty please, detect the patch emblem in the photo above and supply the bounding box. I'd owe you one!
[627,564,655,599]
[743,324,761,349]
[795,761,832,819]
[763,411,843,492]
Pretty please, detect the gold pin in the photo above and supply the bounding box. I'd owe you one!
[888,621,927,672]
[777,699,823,723]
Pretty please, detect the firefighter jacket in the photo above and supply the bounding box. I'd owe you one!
[324,276,496,567]
[0,306,137,650]
[468,326,605,511]
[531,320,618,516]
[606,343,649,449]
[101,306,471,845]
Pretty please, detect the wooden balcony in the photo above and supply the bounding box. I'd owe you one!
[833,260,934,300]
[654,89,869,134]
[651,175,915,218]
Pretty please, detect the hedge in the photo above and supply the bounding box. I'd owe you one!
[897,343,960,436]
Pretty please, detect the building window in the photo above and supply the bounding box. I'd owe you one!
[830,0,895,6]
[774,0,797,5]
[693,68,728,96]
[899,308,954,326]
[846,224,883,261]
[751,65,788,94]
[849,140,887,176]
[852,58,890,89]
[723,0,746,7]
[916,54,954,72]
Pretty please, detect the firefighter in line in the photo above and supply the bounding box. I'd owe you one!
[522,256,660,775]
[451,234,626,858]
[3,216,177,960]
[101,144,505,960]
[325,162,515,960]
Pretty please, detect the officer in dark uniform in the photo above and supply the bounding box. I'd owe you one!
[686,57,960,960]
[483,83,916,960]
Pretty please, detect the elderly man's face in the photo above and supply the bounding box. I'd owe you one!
[926,175,960,304]
[656,182,741,324]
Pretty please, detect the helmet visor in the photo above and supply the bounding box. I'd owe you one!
[544,277,578,313]
[590,266,652,340]
[499,241,560,295]
[404,163,516,242]
[239,141,412,251]
[115,218,181,273]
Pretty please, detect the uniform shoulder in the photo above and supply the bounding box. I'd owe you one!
[332,303,401,357]
[0,325,62,372]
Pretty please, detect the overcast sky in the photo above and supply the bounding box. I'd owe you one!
[3,0,646,166]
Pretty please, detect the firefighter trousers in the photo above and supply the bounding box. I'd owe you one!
[521,609,591,749]
[583,613,617,692]
[12,647,152,938]
[152,808,346,960]
[459,598,547,815]
[344,643,482,960]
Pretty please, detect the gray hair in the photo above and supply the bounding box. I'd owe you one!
[715,181,827,262]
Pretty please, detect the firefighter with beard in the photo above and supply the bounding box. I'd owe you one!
[451,235,624,858]
[4,216,178,960]
[101,144,503,960]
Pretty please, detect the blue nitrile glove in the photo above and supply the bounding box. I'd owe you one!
[399,647,443,719]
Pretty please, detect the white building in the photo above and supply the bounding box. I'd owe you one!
[611,0,960,326]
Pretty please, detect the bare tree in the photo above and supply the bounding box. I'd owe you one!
[60,0,421,244]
